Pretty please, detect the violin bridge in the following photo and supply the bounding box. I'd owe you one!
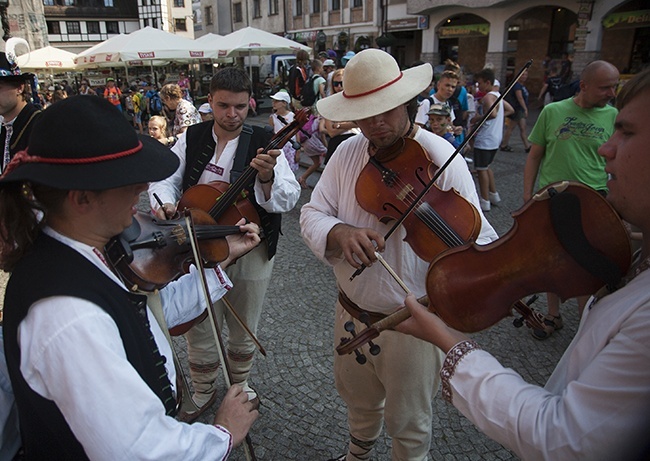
[396,184,414,202]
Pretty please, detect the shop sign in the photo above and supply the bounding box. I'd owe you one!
[603,10,650,29]
[293,31,318,42]
[127,60,145,66]
[438,24,489,38]
[45,61,63,68]
[88,77,106,86]
[387,16,429,32]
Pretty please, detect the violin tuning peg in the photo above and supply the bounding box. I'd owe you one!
[368,341,381,356]
[359,313,371,327]
[353,349,367,365]
[344,321,357,334]
[512,317,524,328]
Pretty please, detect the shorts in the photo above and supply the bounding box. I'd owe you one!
[508,108,526,122]
[473,147,497,170]
[134,112,142,124]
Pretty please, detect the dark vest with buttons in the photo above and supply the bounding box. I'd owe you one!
[3,233,176,460]
[183,120,282,259]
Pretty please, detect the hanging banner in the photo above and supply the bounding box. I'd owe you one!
[602,10,650,29]
[438,24,489,38]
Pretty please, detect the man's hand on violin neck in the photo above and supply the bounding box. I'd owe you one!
[155,202,177,220]
[327,223,385,269]
[251,148,281,182]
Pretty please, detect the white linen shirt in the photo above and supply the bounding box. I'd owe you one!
[448,270,650,460]
[300,128,498,314]
[149,126,300,215]
[17,227,236,460]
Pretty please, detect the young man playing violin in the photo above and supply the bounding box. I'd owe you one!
[396,67,650,461]
[0,96,260,459]
[149,67,300,420]
[300,49,498,461]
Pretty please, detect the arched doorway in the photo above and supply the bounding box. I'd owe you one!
[506,6,578,95]
[436,14,489,75]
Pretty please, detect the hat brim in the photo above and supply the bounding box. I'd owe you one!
[0,73,35,83]
[0,135,179,190]
[317,64,432,122]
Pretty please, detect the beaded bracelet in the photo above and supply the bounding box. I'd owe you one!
[440,339,480,403]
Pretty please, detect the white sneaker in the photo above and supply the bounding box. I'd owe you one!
[480,198,491,211]
[489,191,501,205]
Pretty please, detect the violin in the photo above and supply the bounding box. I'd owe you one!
[355,136,481,263]
[336,182,632,355]
[105,209,242,293]
[108,108,310,293]
[176,108,311,227]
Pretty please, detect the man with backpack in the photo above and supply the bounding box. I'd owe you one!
[300,59,326,109]
[145,83,163,117]
[287,50,310,109]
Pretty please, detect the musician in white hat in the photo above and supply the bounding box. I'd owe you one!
[300,48,497,460]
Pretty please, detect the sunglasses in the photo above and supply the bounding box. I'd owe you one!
[332,81,343,87]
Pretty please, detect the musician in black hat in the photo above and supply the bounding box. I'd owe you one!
[0,96,260,460]
[0,38,41,173]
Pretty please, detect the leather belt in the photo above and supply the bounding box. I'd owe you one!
[338,289,386,325]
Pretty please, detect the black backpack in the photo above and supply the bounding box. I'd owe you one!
[300,75,318,107]
[287,65,306,100]
[553,79,580,102]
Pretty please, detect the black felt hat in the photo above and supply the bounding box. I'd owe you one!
[0,96,179,190]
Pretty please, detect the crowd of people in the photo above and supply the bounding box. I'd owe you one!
[0,39,648,461]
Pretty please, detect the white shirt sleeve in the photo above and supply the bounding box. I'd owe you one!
[148,131,188,210]
[18,298,233,460]
[159,264,232,328]
[253,147,301,213]
[447,277,650,461]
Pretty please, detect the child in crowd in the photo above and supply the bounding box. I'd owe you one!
[198,103,213,122]
[428,104,459,149]
[297,112,327,189]
[148,115,171,146]
[268,91,299,172]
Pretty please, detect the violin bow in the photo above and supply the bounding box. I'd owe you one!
[184,211,258,461]
[153,194,266,356]
[350,60,533,281]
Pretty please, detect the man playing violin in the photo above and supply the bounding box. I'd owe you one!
[300,49,498,460]
[149,67,300,420]
[397,67,650,461]
[0,96,260,459]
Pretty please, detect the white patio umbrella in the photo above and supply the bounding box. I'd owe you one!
[16,45,77,70]
[74,27,216,69]
[216,27,311,80]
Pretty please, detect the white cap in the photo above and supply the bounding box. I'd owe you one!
[494,79,501,87]
[270,91,291,105]
[198,103,212,114]
[322,59,336,67]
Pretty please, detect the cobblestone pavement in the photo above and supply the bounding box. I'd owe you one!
[164,109,582,461]
[0,107,579,460]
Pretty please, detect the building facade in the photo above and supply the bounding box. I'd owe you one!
[252,0,648,98]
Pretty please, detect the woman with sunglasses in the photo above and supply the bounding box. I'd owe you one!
[321,69,360,164]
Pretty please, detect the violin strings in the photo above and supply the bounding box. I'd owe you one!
[383,173,464,248]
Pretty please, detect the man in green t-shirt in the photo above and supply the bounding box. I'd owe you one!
[523,60,619,339]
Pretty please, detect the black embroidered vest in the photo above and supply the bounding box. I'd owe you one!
[3,233,175,460]
[183,121,283,259]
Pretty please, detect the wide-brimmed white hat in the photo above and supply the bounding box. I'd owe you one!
[317,48,432,122]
